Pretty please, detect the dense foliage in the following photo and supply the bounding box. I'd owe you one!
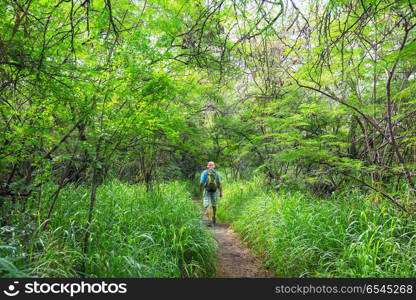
[0,0,415,277]
[218,178,416,277]
[210,0,416,212]
[1,180,216,277]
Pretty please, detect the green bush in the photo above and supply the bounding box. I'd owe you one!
[218,180,416,277]
[2,180,216,278]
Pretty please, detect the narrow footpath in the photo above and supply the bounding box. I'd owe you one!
[194,197,273,278]
[211,222,273,278]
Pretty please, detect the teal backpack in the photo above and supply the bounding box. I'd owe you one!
[205,169,218,193]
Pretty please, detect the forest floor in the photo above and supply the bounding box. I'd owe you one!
[194,196,272,278]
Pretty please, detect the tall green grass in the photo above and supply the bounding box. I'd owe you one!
[1,180,216,278]
[218,179,416,277]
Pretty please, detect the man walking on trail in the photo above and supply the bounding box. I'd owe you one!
[200,161,222,226]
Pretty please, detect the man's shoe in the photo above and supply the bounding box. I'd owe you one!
[212,216,216,225]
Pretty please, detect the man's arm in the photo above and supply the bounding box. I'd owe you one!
[217,173,222,197]
[199,171,206,193]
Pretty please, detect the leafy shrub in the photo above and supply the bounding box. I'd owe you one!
[218,180,416,277]
[2,180,216,278]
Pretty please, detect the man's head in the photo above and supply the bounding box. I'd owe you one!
[207,161,215,169]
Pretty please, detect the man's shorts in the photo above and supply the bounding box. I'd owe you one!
[203,189,218,208]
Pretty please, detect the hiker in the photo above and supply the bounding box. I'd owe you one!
[199,161,222,225]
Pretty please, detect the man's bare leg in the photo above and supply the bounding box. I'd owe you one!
[205,206,211,220]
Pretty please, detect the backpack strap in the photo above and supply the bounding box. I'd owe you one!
[204,169,212,186]
[207,168,216,175]
[209,169,218,180]
[208,169,219,186]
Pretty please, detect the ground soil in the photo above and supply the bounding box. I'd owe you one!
[211,222,273,278]
[194,196,273,278]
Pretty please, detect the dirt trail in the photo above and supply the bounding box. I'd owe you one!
[211,222,273,278]
[194,196,272,278]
